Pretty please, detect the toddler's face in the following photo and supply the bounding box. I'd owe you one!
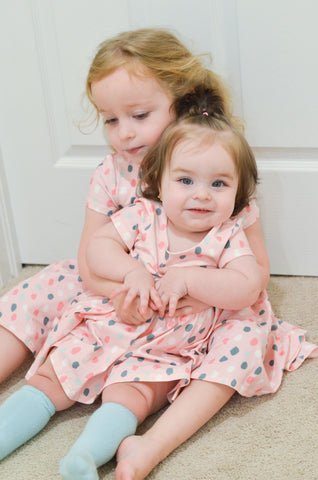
[91,68,175,164]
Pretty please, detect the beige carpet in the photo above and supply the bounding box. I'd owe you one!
[0,267,317,480]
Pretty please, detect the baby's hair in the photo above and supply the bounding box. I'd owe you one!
[140,89,258,217]
[85,28,236,129]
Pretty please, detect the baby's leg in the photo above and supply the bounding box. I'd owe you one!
[60,381,175,480]
[0,261,82,384]
[115,380,234,480]
[0,352,73,461]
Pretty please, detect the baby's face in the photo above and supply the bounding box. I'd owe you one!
[160,137,238,236]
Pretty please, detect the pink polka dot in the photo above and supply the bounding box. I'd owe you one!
[246,376,254,384]
[86,373,94,379]
[48,278,54,286]
[158,241,165,249]
[160,223,167,231]
[107,200,113,207]
[92,357,98,363]
[250,338,258,346]
[131,179,136,187]
[13,289,19,295]
[71,347,81,354]
[223,338,229,344]
[104,336,110,343]
[104,168,110,175]
[33,309,39,316]
[11,314,17,321]
[31,293,37,300]
[239,240,245,248]
[57,302,64,311]
[132,365,139,371]
[60,376,68,383]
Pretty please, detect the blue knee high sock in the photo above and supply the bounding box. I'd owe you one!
[60,402,138,480]
[0,385,55,460]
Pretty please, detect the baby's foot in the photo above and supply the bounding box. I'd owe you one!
[115,435,163,480]
[60,451,98,480]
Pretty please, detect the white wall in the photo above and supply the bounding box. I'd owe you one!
[0,0,317,281]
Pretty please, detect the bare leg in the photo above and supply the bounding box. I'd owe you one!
[27,351,75,410]
[59,381,175,480]
[102,380,174,423]
[0,326,31,384]
[115,380,234,480]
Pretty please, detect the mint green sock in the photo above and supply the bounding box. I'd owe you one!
[0,385,55,460]
[60,402,138,480]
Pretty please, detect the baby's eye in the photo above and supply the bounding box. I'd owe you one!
[212,180,225,188]
[133,112,149,120]
[179,177,193,185]
[104,117,118,125]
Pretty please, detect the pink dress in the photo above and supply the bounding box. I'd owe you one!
[26,198,318,404]
[26,198,255,403]
[0,152,255,356]
[0,153,139,355]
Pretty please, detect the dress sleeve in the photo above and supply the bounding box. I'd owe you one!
[110,202,143,251]
[234,198,260,229]
[86,154,119,216]
[218,229,254,269]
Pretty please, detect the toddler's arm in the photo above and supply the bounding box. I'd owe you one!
[244,220,270,290]
[86,220,162,317]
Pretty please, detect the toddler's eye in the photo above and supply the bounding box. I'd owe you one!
[212,180,225,188]
[180,177,193,185]
[134,112,149,120]
[104,117,118,125]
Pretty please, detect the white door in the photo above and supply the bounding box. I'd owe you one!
[1,0,318,275]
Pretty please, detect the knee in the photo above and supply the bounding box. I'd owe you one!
[102,382,158,424]
[27,360,75,411]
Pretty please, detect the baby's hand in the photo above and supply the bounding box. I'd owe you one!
[111,267,162,317]
[155,268,188,317]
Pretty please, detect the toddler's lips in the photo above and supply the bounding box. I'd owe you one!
[125,146,144,155]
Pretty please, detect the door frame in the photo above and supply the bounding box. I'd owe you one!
[0,147,21,288]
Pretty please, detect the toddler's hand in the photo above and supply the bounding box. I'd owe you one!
[111,267,162,317]
[155,268,188,317]
[111,292,154,325]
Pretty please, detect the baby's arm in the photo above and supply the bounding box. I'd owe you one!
[156,254,262,316]
[172,220,269,318]
[86,221,162,317]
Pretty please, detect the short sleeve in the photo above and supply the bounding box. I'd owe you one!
[86,153,140,217]
[86,154,119,216]
[218,229,254,269]
[111,202,144,251]
[234,199,260,229]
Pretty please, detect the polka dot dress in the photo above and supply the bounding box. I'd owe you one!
[26,197,291,404]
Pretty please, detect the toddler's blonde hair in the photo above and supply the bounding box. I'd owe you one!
[86,28,235,127]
